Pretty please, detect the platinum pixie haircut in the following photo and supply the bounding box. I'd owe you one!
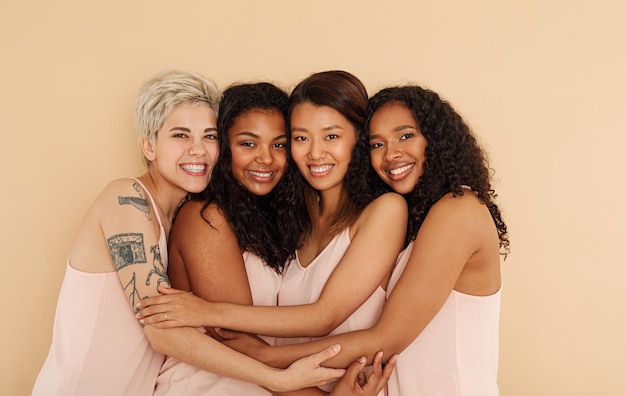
[134,69,220,164]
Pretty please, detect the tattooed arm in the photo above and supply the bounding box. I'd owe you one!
[67,178,343,392]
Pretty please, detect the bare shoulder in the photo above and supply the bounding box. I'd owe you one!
[427,191,494,235]
[354,192,408,235]
[431,191,487,216]
[364,192,407,216]
[91,178,151,213]
[172,200,235,249]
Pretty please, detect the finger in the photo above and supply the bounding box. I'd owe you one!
[136,294,168,310]
[139,315,179,329]
[380,354,398,383]
[157,286,187,295]
[135,304,166,320]
[362,351,384,392]
[343,356,367,387]
[311,344,341,365]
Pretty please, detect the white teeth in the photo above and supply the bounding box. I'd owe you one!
[248,170,273,178]
[310,165,333,173]
[389,164,414,175]
[181,164,206,173]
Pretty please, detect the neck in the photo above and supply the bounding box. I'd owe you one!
[138,170,187,222]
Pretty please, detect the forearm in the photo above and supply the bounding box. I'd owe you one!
[260,329,387,369]
[215,302,333,337]
[144,326,285,390]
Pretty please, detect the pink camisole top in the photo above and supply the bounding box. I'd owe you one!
[153,251,281,396]
[276,227,386,393]
[32,178,167,396]
[386,242,501,396]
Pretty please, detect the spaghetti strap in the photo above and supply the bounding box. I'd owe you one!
[129,177,165,230]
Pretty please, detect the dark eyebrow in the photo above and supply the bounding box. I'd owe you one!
[291,125,344,134]
[322,125,344,132]
[236,131,288,141]
[369,125,416,140]
[273,134,288,141]
[235,131,259,138]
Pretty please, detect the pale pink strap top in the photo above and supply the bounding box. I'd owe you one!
[153,251,280,396]
[277,227,385,345]
[386,242,501,396]
[276,227,386,394]
[32,178,167,396]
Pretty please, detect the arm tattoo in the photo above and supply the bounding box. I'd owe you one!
[110,237,168,318]
[108,233,147,271]
[146,244,169,289]
[118,182,152,221]
[124,272,142,314]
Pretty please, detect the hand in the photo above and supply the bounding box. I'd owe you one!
[330,351,398,396]
[215,327,269,360]
[271,345,346,392]
[135,286,213,328]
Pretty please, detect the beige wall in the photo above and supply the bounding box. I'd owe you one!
[2,1,625,395]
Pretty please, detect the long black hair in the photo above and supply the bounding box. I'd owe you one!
[192,82,308,273]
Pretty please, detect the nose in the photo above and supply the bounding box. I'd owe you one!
[384,141,402,161]
[188,136,205,156]
[256,146,273,165]
[308,138,326,160]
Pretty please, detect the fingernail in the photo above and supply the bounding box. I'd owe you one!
[358,356,366,363]
[332,344,341,352]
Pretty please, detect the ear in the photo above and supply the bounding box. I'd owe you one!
[141,138,157,162]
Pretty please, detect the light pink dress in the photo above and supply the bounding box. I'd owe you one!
[153,251,281,395]
[386,242,501,396]
[277,227,386,392]
[32,179,166,396]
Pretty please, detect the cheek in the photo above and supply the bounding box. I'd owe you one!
[276,153,288,172]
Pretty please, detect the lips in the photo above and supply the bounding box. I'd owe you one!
[180,163,207,174]
[386,162,415,180]
[309,164,334,174]
[247,170,275,178]
[388,163,414,175]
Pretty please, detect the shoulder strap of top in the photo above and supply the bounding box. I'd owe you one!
[129,177,165,230]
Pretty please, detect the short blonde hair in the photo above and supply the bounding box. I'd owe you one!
[134,69,220,163]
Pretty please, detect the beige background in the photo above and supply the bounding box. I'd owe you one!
[2,1,625,395]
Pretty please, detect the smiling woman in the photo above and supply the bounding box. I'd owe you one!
[229,108,288,196]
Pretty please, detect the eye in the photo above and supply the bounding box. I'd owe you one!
[399,132,414,140]
[241,141,255,147]
[173,132,188,138]
[293,135,308,142]
[273,142,287,149]
[326,134,339,140]
[370,141,384,149]
[204,133,218,140]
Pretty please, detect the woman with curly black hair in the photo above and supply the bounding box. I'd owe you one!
[361,85,509,395]
[164,84,509,396]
